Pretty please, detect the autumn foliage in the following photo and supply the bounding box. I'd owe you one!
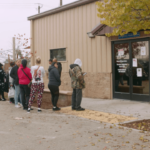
[96,0,150,37]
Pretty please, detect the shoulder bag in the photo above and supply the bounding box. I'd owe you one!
[21,66,40,88]
[21,69,32,88]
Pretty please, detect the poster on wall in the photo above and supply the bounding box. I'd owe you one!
[133,58,137,67]
[137,68,142,77]
[118,49,124,56]
[141,47,146,56]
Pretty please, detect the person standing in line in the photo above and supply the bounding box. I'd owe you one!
[28,57,45,113]
[69,58,85,111]
[9,62,15,103]
[10,59,21,107]
[18,59,32,110]
[53,58,62,77]
[47,59,53,78]
[0,63,6,101]
[49,59,53,66]
[48,62,61,111]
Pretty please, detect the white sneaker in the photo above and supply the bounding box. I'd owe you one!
[18,103,23,107]
[15,105,21,108]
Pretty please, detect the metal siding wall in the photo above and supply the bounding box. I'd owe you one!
[70,9,75,64]
[42,18,45,67]
[82,5,87,72]
[67,10,71,69]
[106,38,112,73]
[86,4,92,72]
[91,3,97,73]
[101,37,107,72]
[33,2,111,73]
[96,36,102,72]
[31,20,34,66]
[79,6,83,69]
[45,17,48,69]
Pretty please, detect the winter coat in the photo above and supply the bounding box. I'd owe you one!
[10,65,19,85]
[17,64,32,85]
[0,68,6,91]
[69,64,85,89]
[48,65,61,86]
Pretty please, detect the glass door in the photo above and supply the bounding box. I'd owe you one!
[113,41,131,100]
[112,38,150,101]
[131,40,150,101]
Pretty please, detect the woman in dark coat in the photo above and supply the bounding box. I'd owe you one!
[48,62,61,111]
[0,63,6,101]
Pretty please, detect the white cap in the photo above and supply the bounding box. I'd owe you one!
[74,58,82,67]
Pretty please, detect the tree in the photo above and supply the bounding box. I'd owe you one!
[96,0,150,37]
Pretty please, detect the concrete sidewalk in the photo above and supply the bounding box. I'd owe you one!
[82,98,150,119]
[0,98,150,150]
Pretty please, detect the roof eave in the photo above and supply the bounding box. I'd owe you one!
[28,0,98,21]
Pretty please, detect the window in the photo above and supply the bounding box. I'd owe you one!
[50,48,66,61]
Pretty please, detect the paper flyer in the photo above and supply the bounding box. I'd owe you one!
[137,68,142,77]
[141,47,146,56]
[118,49,124,56]
[133,58,137,67]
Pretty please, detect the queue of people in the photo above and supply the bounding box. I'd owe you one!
[0,57,85,112]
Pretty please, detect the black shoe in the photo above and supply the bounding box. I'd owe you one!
[53,107,60,111]
[38,109,42,113]
[2,98,6,101]
[0,98,2,101]
[56,107,61,110]
[23,108,28,110]
[76,107,85,111]
[72,107,76,110]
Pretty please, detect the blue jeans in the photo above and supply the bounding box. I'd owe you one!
[14,85,21,105]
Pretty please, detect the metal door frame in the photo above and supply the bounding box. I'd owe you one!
[112,37,150,102]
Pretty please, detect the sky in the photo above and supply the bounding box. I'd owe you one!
[0,0,78,62]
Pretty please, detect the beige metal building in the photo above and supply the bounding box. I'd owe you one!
[28,0,150,101]
[28,0,112,99]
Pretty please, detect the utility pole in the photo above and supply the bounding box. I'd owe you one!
[8,54,10,63]
[60,0,62,6]
[38,5,40,14]
[12,37,16,61]
[35,3,43,14]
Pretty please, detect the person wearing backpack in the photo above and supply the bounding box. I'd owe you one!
[27,57,45,113]
[17,59,32,110]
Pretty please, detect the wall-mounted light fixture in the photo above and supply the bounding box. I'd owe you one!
[87,32,95,38]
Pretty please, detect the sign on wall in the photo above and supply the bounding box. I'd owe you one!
[118,32,140,39]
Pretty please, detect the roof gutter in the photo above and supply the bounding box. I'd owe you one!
[28,0,98,20]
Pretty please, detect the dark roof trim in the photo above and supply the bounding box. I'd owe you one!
[28,0,98,20]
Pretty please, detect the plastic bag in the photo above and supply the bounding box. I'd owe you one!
[8,87,15,98]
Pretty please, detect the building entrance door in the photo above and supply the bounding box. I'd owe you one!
[112,38,150,101]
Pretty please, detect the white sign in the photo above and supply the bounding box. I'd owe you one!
[118,49,124,56]
[137,68,142,77]
[141,47,146,56]
[133,58,137,67]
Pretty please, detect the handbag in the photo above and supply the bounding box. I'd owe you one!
[21,69,32,88]
[8,87,15,98]
[21,66,40,88]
